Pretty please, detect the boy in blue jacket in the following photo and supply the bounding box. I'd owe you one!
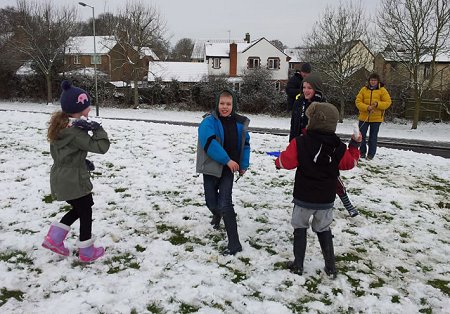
[196,89,250,255]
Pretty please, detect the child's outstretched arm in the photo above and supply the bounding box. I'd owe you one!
[275,139,298,170]
[339,136,361,170]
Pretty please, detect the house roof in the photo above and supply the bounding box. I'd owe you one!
[283,48,307,63]
[379,50,450,63]
[65,36,117,55]
[205,42,252,57]
[137,46,159,60]
[148,61,208,82]
[191,39,247,59]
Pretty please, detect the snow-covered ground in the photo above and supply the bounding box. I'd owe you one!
[0,102,449,313]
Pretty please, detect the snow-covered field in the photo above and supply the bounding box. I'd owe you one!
[0,103,449,313]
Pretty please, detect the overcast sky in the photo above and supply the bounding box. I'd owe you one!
[0,0,380,48]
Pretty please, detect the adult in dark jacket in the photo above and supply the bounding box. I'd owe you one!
[285,63,311,112]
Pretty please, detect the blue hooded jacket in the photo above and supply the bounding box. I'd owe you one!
[196,90,250,177]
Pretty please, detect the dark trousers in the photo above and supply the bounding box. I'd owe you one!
[359,121,381,158]
[203,168,234,215]
[60,193,94,241]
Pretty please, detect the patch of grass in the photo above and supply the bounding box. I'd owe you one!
[255,216,268,223]
[396,266,409,274]
[0,250,33,265]
[416,262,433,273]
[179,303,200,313]
[14,228,38,235]
[105,253,140,274]
[304,276,321,293]
[332,288,343,296]
[390,201,402,209]
[42,194,54,203]
[427,279,450,296]
[231,269,247,284]
[239,257,251,266]
[0,287,24,306]
[391,295,400,303]
[336,252,361,263]
[369,277,385,288]
[147,303,164,313]
[288,301,310,313]
[114,187,128,193]
[399,232,409,238]
[437,201,450,209]
[135,245,146,252]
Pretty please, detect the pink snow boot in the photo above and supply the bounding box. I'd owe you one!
[77,237,105,262]
[42,222,70,256]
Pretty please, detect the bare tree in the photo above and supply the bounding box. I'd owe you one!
[112,1,168,108]
[170,38,194,61]
[9,0,77,104]
[377,0,450,129]
[303,0,373,121]
[270,39,286,51]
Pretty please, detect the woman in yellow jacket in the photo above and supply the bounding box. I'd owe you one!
[355,73,391,160]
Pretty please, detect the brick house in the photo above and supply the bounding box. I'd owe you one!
[64,36,158,83]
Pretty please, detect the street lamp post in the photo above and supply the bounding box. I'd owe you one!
[78,2,99,117]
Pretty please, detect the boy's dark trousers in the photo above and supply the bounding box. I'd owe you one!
[60,193,93,241]
[203,169,242,254]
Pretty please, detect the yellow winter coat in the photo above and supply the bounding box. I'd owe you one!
[355,84,392,123]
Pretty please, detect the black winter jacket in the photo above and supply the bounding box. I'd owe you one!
[289,92,325,141]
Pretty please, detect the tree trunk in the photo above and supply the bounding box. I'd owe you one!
[133,78,139,109]
[411,89,420,129]
[46,73,52,105]
[339,95,345,123]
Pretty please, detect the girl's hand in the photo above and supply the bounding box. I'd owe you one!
[239,169,246,176]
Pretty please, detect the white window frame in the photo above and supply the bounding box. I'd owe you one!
[73,55,81,65]
[91,54,101,65]
[267,57,280,70]
[248,57,260,69]
[212,58,221,69]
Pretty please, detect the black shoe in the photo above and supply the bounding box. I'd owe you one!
[210,214,221,229]
[286,261,303,275]
[222,246,242,256]
[324,267,337,279]
[348,207,359,217]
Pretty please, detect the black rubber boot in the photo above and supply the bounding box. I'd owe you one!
[317,230,337,279]
[287,228,307,275]
[222,211,242,255]
[339,193,359,217]
[210,214,221,229]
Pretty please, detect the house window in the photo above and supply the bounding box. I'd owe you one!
[248,57,260,69]
[274,81,281,91]
[423,64,430,79]
[267,57,280,70]
[212,58,221,69]
[233,82,240,92]
[73,55,80,65]
[91,54,101,65]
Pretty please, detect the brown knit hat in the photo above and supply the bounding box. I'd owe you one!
[306,102,339,133]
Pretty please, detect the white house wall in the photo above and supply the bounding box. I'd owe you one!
[207,58,230,76]
[237,39,289,80]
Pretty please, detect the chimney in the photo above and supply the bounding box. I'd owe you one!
[229,43,237,77]
[244,33,250,43]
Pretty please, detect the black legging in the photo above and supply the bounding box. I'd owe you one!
[60,193,94,241]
